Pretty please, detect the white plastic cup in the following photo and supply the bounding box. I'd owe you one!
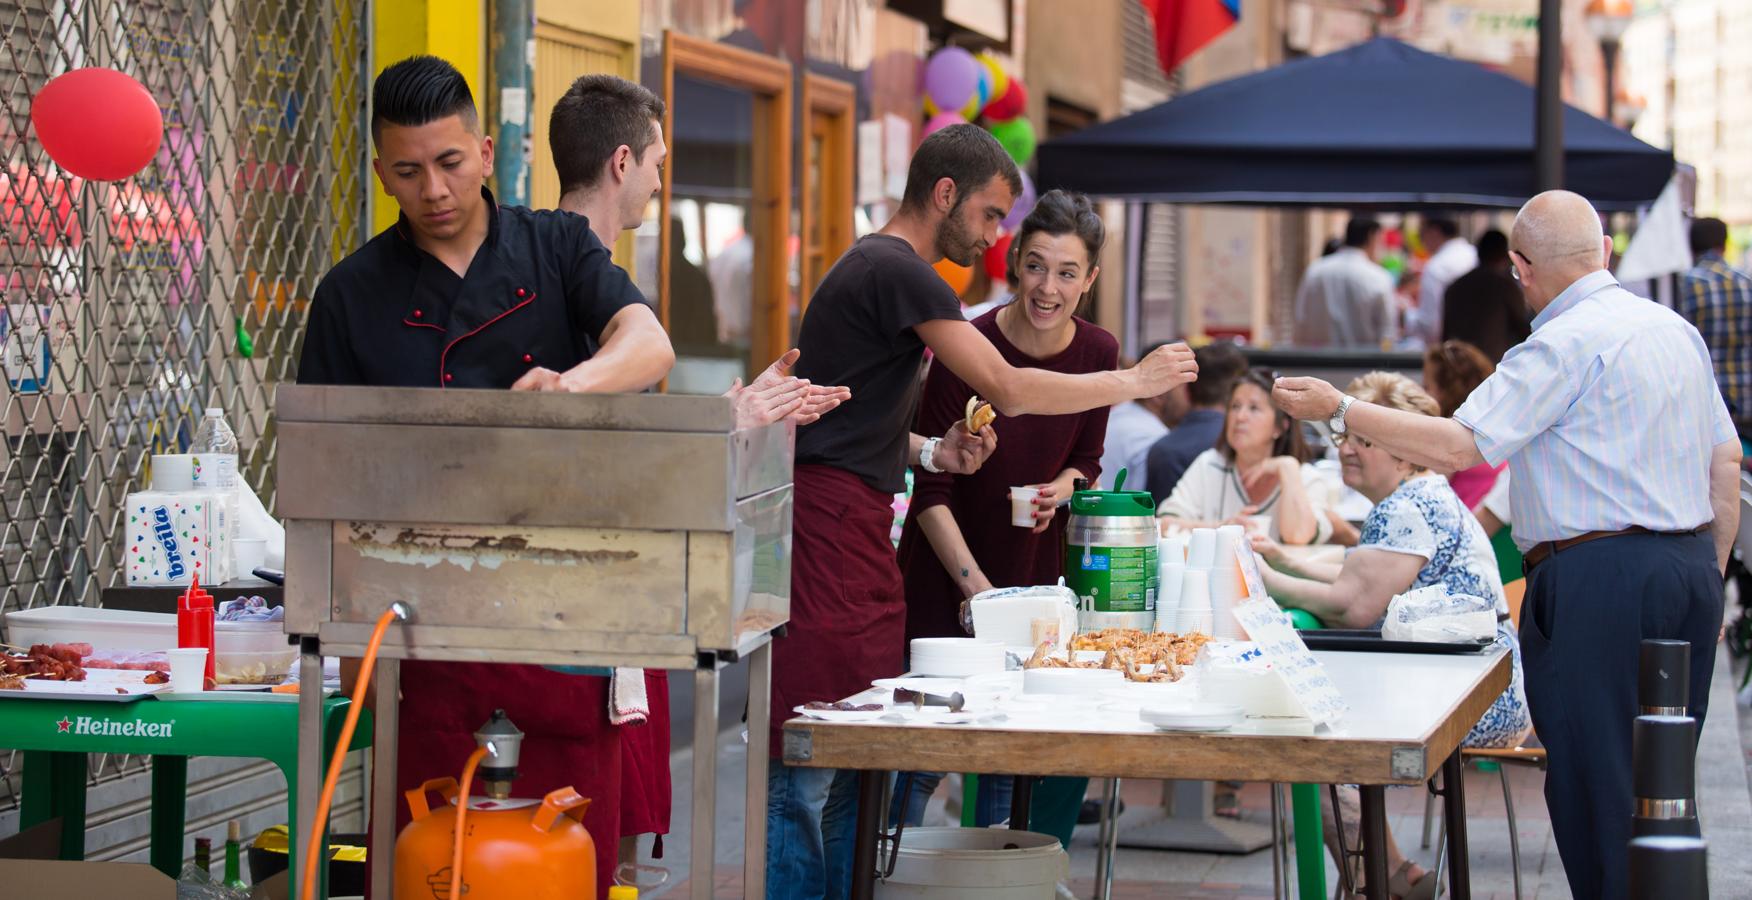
[1213,525,1246,568]
[1178,567,1211,609]
[1009,486,1041,528]
[150,454,196,492]
[167,647,208,693]
[234,538,267,578]
[1176,606,1215,635]
[1187,528,1218,569]
[1242,514,1272,536]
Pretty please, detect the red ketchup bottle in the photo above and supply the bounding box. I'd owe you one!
[176,576,217,689]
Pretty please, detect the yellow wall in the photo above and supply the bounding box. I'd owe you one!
[370,0,486,234]
[533,0,639,45]
[529,0,642,268]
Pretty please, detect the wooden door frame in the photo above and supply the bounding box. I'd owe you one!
[799,72,856,313]
[659,31,793,381]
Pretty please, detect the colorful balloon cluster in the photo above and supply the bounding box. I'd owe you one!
[920,47,1037,293]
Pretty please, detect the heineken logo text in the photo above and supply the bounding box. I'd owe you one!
[151,505,186,580]
[59,715,174,737]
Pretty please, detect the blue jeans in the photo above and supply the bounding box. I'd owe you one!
[890,772,1014,827]
[767,764,859,900]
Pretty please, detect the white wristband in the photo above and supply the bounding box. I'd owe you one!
[920,437,944,473]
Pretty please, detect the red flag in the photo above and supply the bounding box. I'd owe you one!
[1140,0,1240,75]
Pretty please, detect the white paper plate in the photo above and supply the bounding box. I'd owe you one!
[963,671,1023,694]
[793,704,889,723]
[1140,702,1245,732]
[1021,667,1125,696]
[873,676,966,695]
[909,709,978,725]
[3,669,170,702]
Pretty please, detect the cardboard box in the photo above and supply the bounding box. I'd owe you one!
[0,819,174,899]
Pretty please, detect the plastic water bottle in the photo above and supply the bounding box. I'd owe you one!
[191,408,241,581]
[191,408,239,489]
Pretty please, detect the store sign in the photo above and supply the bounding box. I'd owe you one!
[1232,599,1348,725]
[56,715,175,738]
[0,305,52,393]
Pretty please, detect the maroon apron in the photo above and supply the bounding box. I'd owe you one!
[769,465,907,756]
[618,668,672,839]
[383,660,622,899]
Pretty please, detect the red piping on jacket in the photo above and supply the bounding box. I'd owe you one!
[437,295,534,387]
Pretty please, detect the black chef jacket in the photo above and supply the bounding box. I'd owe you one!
[297,188,646,389]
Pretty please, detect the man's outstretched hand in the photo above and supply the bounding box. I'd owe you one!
[728,348,852,429]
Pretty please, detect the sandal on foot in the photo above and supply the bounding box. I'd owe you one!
[1388,860,1437,900]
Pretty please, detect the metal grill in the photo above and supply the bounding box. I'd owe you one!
[0,0,363,815]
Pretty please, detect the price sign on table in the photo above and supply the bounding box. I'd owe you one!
[1232,598,1349,725]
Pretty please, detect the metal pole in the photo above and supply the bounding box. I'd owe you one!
[371,658,401,900]
[691,662,721,900]
[1441,750,1473,899]
[743,642,773,899]
[491,0,533,205]
[296,641,324,900]
[1601,38,1620,127]
[1536,0,1565,191]
[1358,786,1389,900]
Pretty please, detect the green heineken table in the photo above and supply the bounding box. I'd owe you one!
[4,693,369,898]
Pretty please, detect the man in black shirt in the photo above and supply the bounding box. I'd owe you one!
[768,123,1198,899]
[1440,229,1530,363]
[296,56,674,899]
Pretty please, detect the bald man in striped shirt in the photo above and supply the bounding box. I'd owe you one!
[1274,191,1740,900]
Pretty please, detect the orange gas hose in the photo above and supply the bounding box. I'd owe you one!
[298,606,402,900]
[450,746,490,899]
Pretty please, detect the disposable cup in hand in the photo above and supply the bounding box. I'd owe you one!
[167,648,208,693]
[1009,486,1041,528]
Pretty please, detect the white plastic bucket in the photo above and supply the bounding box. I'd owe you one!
[874,827,1066,899]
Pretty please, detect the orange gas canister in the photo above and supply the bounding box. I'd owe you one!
[394,777,597,900]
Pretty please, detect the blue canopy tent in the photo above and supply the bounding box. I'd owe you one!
[1035,38,1674,211]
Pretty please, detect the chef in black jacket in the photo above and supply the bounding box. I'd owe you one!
[295,55,671,899]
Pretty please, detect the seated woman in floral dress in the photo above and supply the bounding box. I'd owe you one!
[1252,371,1530,899]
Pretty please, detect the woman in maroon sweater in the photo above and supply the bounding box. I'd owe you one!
[898,190,1118,635]
[892,191,1116,842]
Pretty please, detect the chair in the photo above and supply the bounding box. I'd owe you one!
[1418,577,1543,900]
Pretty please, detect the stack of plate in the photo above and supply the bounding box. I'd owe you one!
[909,638,1006,677]
[1140,702,1245,732]
[1022,667,1124,696]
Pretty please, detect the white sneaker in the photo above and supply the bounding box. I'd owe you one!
[1054,882,1078,900]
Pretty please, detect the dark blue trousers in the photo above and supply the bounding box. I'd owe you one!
[1521,531,1722,900]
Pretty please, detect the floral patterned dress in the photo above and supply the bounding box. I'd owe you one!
[1359,474,1532,748]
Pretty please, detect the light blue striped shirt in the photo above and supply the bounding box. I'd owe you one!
[1453,270,1736,550]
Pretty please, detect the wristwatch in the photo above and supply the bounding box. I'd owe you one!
[920,436,945,473]
[1328,395,1356,435]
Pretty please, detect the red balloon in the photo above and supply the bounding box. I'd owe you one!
[31,68,162,181]
[983,77,1028,122]
[984,232,1014,282]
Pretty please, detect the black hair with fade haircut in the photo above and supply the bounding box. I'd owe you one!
[371,55,478,146]
[900,124,1022,215]
[550,74,668,195]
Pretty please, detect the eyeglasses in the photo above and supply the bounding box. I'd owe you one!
[1331,432,1374,449]
[1509,250,1531,283]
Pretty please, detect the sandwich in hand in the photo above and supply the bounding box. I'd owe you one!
[964,396,996,434]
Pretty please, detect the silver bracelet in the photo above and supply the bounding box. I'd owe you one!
[920,436,944,473]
